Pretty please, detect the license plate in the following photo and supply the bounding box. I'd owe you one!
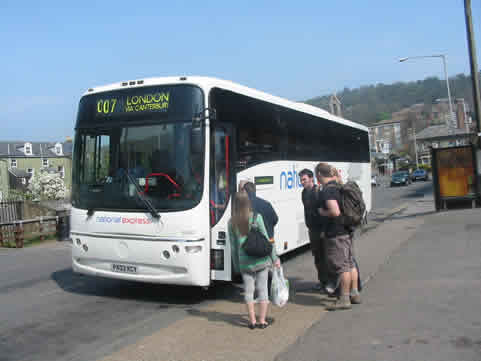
[111,263,137,274]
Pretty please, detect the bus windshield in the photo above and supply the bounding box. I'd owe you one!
[72,85,205,212]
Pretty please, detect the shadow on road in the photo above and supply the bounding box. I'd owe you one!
[186,308,249,328]
[403,182,433,198]
[283,277,338,308]
[51,268,241,306]
[391,209,438,221]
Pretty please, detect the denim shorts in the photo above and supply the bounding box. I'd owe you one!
[242,267,269,303]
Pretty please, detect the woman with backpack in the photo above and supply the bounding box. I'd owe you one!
[228,191,280,329]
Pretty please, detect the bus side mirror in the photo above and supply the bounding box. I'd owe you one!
[192,108,216,128]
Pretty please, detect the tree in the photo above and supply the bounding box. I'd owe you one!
[304,72,480,126]
[27,170,67,201]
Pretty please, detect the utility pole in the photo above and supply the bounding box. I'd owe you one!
[413,127,418,168]
[464,0,481,143]
[408,126,418,167]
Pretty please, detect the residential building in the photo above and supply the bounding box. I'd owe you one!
[0,140,73,198]
[398,104,431,156]
[391,99,471,162]
[369,119,401,175]
[424,97,473,130]
[369,119,401,154]
[454,98,473,130]
[0,159,8,201]
[430,98,455,127]
[415,125,473,165]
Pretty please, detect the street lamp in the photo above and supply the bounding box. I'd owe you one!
[399,55,455,127]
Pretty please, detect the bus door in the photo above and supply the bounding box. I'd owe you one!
[210,123,236,281]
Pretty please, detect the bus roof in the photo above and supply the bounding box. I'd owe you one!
[83,76,368,132]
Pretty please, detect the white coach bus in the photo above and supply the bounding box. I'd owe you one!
[71,76,371,287]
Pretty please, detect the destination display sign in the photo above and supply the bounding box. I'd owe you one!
[95,90,170,117]
[76,84,204,128]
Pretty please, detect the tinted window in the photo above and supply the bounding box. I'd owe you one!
[72,123,204,212]
[72,85,205,212]
[210,88,369,170]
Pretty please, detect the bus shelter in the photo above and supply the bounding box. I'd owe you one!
[431,144,479,211]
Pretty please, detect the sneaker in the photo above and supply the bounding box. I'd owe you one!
[324,282,336,294]
[350,294,362,304]
[314,282,328,294]
[326,297,352,311]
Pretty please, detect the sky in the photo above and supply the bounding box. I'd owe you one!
[1,0,480,141]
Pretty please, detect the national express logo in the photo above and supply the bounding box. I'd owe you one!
[279,166,303,190]
[96,216,153,225]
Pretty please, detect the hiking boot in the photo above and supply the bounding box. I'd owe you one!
[350,294,362,304]
[326,297,351,311]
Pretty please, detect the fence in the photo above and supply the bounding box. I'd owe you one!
[0,200,23,223]
[0,200,70,248]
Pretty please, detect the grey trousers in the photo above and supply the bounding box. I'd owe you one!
[242,267,269,303]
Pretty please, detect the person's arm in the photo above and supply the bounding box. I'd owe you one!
[256,214,280,267]
[318,199,341,217]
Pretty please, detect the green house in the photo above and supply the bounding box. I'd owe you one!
[0,140,73,199]
[0,159,9,201]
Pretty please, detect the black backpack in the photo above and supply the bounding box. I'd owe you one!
[328,181,366,228]
[242,213,273,258]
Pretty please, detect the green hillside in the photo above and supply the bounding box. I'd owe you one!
[304,72,480,126]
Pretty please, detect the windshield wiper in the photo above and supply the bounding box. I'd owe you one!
[123,171,160,219]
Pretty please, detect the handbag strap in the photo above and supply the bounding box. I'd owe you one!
[250,211,258,228]
[251,211,276,263]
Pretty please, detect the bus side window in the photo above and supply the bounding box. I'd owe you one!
[237,119,287,168]
[210,128,230,226]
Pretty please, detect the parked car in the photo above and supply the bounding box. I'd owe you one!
[390,171,411,187]
[411,169,429,181]
[371,175,377,187]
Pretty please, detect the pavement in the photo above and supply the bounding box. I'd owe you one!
[98,194,481,361]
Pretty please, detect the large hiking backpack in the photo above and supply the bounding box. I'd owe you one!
[329,181,366,228]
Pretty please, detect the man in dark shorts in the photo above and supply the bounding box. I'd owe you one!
[315,162,361,310]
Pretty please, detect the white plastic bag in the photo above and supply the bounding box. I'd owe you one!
[271,265,289,307]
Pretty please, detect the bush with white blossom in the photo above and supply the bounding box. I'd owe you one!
[27,170,67,201]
